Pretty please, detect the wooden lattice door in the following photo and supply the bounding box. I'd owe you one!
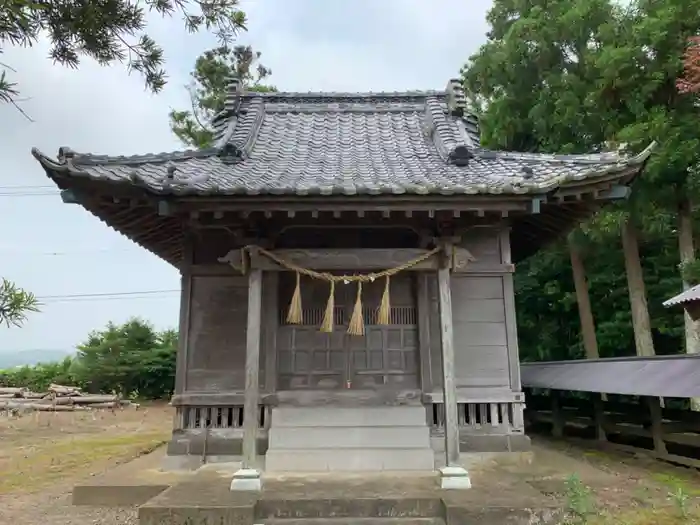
[276,272,419,391]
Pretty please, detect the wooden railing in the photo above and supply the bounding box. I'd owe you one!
[426,398,525,435]
[174,404,269,430]
[525,390,700,468]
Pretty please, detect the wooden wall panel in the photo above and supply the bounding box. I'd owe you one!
[428,228,515,393]
[186,275,253,391]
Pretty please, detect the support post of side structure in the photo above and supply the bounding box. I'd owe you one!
[436,242,471,489]
[231,265,263,491]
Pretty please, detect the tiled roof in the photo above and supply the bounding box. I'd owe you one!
[32,80,655,197]
[663,284,700,308]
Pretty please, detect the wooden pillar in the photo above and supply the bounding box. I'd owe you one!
[551,391,564,438]
[436,244,470,489]
[592,394,607,442]
[646,396,667,456]
[231,265,263,491]
[437,264,460,467]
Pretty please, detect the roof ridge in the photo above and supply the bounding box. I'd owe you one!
[238,90,447,99]
[471,142,657,166]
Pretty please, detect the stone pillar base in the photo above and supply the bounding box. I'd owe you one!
[230,468,262,491]
[439,466,471,490]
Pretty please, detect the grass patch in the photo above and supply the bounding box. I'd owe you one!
[0,431,168,493]
[588,506,700,524]
[651,472,700,496]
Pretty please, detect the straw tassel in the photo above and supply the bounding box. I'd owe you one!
[286,272,303,324]
[320,280,336,333]
[347,281,365,336]
[377,276,391,325]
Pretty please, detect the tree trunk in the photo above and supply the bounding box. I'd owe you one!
[621,219,656,357]
[569,241,599,359]
[570,240,607,401]
[678,196,700,410]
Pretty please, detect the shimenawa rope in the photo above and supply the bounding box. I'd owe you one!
[237,245,443,335]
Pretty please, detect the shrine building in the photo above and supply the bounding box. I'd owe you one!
[33,78,653,487]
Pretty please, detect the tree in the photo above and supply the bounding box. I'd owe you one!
[606,0,700,396]
[462,0,628,362]
[0,278,39,327]
[170,44,276,148]
[70,317,176,398]
[0,0,248,113]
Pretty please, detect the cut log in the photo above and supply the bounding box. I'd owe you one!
[0,397,38,404]
[68,395,119,404]
[22,392,46,399]
[0,393,17,399]
[49,384,82,396]
[47,397,74,406]
[0,387,26,395]
[0,400,86,412]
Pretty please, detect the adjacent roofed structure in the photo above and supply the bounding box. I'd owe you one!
[33,79,654,267]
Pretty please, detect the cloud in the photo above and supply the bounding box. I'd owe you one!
[0,0,492,356]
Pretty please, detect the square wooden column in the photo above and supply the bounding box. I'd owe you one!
[437,244,471,489]
[230,266,263,491]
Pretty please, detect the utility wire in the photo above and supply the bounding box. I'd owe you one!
[0,248,132,256]
[0,192,59,197]
[37,289,179,300]
[0,184,56,190]
[33,289,179,304]
[40,295,180,304]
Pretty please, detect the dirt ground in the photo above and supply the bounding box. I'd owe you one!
[0,401,171,525]
[0,403,698,524]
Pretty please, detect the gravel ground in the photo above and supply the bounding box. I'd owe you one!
[0,489,138,525]
[0,403,172,525]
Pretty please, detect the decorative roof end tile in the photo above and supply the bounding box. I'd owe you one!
[446,79,468,117]
[448,145,473,167]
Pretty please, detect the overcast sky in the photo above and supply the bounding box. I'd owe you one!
[0,0,491,355]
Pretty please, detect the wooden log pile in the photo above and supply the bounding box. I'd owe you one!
[0,384,139,414]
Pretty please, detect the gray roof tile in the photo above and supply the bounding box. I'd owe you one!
[663,284,700,307]
[32,88,655,197]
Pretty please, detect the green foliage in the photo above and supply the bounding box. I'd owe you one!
[0,0,248,109]
[170,44,276,148]
[0,318,177,399]
[462,0,700,363]
[516,229,686,362]
[564,474,596,524]
[0,278,39,328]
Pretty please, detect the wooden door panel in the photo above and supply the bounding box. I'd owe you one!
[276,272,419,391]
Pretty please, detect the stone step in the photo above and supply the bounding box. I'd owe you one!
[269,425,431,449]
[271,406,427,428]
[264,448,435,472]
[259,518,445,525]
[256,496,443,520]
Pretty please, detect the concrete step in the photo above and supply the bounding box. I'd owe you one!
[256,496,443,520]
[271,406,427,428]
[260,519,445,525]
[269,425,431,449]
[265,448,435,472]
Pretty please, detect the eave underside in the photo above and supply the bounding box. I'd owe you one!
[61,177,610,269]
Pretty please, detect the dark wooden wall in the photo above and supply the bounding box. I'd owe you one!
[175,225,521,402]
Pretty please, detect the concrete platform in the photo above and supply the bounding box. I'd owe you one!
[136,461,561,525]
[72,447,194,506]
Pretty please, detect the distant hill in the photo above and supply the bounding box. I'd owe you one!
[0,349,74,369]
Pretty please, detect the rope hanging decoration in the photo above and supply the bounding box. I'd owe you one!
[236,245,444,335]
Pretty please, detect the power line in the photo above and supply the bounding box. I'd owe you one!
[0,248,132,256]
[0,192,59,197]
[0,185,55,190]
[37,289,179,300]
[41,294,180,304]
[34,289,180,304]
